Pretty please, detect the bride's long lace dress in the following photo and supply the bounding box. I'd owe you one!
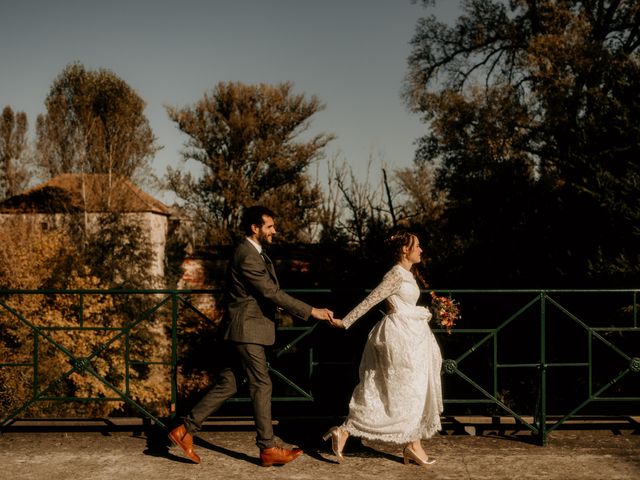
[341,264,443,443]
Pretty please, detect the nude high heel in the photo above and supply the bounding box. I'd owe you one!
[403,445,436,466]
[322,426,347,463]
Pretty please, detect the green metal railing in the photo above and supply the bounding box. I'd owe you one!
[0,290,182,429]
[0,289,324,431]
[1,288,638,444]
[430,289,639,444]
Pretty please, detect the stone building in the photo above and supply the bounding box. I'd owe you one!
[0,173,174,283]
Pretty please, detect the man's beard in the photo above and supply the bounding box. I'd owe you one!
[258,231,272,244]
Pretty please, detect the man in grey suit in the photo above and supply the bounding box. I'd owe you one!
[169,206,335,467]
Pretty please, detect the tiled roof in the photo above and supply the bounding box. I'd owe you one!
[0,173,171,215]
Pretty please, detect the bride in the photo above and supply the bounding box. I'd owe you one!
[325,230,443,467]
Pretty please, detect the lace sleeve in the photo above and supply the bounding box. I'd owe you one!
[342,267,403,330]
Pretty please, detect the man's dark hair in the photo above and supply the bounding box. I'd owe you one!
[240,206,276,236]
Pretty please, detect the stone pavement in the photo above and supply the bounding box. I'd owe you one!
[0,418,638,480]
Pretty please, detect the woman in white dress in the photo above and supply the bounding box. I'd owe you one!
[324,231,443,466]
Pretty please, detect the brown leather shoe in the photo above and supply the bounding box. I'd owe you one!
[259,446,303,467]
[168,424,201,464]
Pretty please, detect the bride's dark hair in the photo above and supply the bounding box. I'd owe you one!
[385,230,416,264]
[384,229,429,288]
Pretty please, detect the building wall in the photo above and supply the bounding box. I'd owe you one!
[129,212,169,282]
[0,211,169,285]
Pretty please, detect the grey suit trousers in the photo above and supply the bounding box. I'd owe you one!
[183,342,275,449]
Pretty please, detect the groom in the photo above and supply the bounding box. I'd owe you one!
[168,205,335,467]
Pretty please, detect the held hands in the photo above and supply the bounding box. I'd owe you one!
[311,307,334,322]
[311,307,345,329]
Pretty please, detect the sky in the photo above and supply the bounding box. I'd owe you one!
[0,0,461,204]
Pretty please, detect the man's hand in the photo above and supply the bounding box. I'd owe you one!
[311,308,345,329]
[311,307,334,322]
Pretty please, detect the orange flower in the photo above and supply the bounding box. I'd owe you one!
[430,291,460,334]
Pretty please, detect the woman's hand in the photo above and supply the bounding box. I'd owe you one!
[328,318,346,329]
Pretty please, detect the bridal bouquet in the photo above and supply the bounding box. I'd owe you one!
[430,292,460,334]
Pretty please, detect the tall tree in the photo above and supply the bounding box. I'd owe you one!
[0,106,29,199]
[31,64,161,290]
[35,62,159,183]
[404,0,640,286]
[166,81,334,244]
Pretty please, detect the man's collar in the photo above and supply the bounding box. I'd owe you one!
[246,236,262,254]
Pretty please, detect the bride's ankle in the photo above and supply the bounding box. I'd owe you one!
[406,441,423,453]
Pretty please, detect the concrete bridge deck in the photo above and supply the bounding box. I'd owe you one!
[1,417,638,480]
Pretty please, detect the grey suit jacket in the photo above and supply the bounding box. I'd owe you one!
[224,238,312,346]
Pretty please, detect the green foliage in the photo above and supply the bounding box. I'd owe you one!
[0,106,29,200]
[80,213,158,289]
[0,221,171,419]
[35,62,159,183]
[165,81,334,245]
[403,0,640,287]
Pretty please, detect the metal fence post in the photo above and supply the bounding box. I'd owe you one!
[170,291,179,419]
[539,291,547,445]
